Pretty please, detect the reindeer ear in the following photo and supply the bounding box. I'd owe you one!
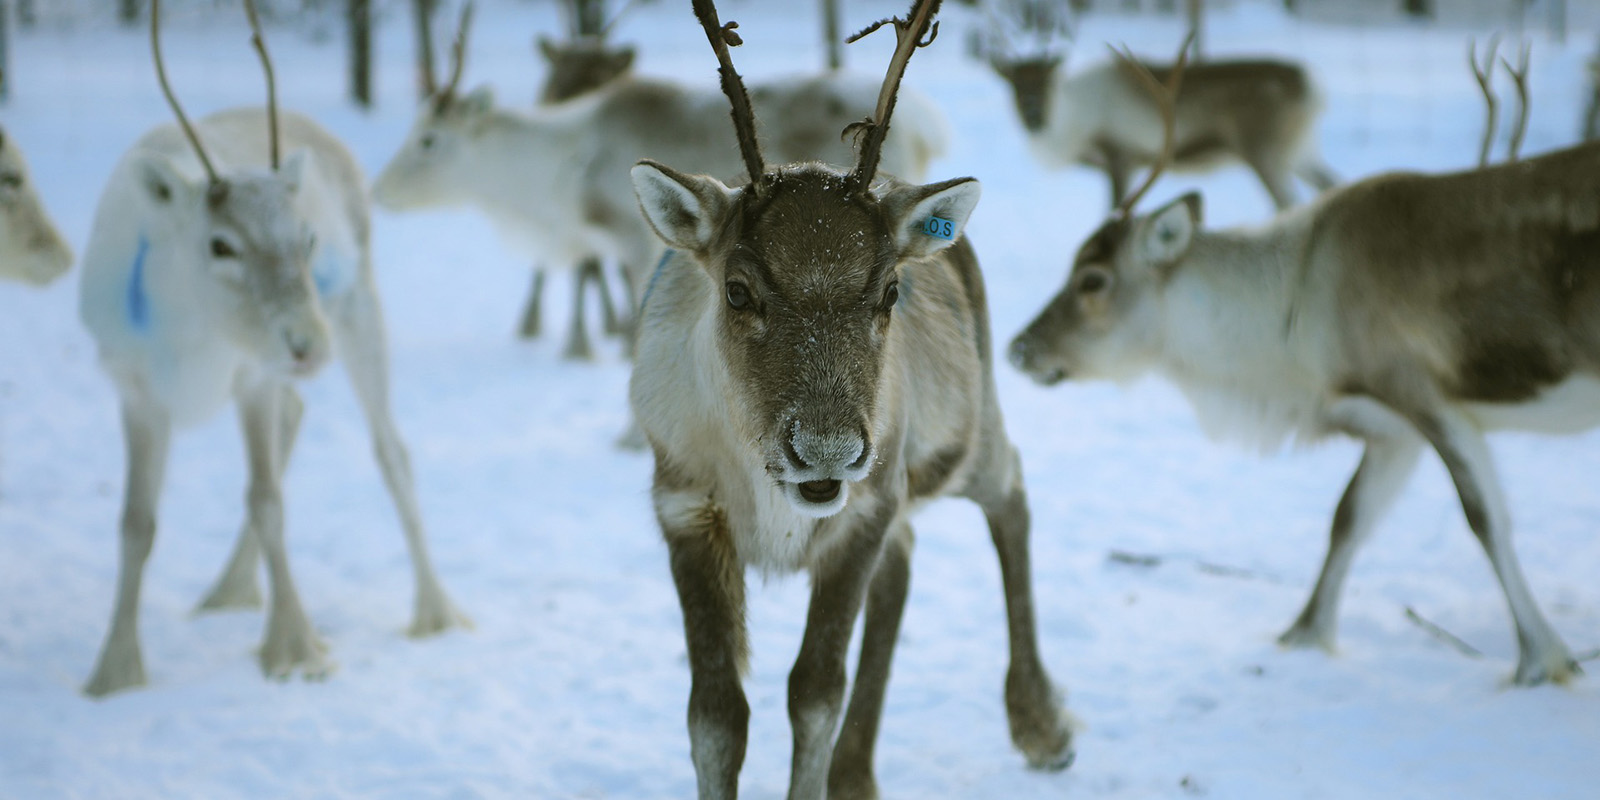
[879,177,982,261]
[280,150,312,194]
[631,160,735,252]
[459,85,495,117]
[1138,192,1201,269]
[612,47,636,75]
[136,152,195,206]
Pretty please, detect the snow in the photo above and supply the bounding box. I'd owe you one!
[3,1,1599,798]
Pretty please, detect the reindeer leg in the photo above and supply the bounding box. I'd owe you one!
[195,389,304,612]
[1102,145,1130,210]
[517,267,545,339]
[828,521,913,800]
[563,259,598,361]
[240,382,332,680]
[660,490,749,800]
[788,514,891,800]
[597,261,623,336]
[964,444,1075,771]
[1409,406,1580,686]
[84,399,171,697]
[1280,409,1422,650]
[335,279,470,637]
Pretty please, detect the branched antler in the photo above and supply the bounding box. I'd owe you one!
[692,0,767,195]
[841,0,944,195]
[1502,40,1531,162]
[1111,31,1194,219]
[432,2,476,112]
[1469,34,1501,168]
[241,0,279,171]
[151,0,220,189]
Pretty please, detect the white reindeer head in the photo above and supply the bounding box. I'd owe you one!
[371,86,495,212]
[0,127,74,286]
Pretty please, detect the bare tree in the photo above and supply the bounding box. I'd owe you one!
[0,0,9,102]
[1186,0,1203,60]
[822,0,842,70]
[349,0,372,107]
[17,0,33,28]
[414,0,437,100]
[121,0,141,26]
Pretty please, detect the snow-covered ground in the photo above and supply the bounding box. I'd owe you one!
[3,1,1599,797]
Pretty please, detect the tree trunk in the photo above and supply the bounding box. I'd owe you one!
[1401,0,1433,19]
[0,0,10,103]
[572,0,606,37]
[822,0,842,71]
[1186,0,1203,60]
[349,0,372,108]
[414,0,436,100]
[17,0,33,28]
[120,0,141,26]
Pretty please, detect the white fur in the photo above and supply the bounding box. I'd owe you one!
[372,74,950,305]
[78,107,466,697]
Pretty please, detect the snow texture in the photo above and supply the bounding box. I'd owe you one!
[2,1,1599,798]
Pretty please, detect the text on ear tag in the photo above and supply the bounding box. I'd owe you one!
[921,216,955,240]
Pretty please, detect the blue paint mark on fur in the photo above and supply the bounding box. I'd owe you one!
[127,235,151,332]
[639,248,675,313]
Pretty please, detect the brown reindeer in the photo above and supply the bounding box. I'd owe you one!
[628,0,1075,796]
[982,10,1336,211]
[1009,35,1588,687]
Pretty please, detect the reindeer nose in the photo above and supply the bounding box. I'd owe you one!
[1008,336,1032,371]
[784,419,870,476]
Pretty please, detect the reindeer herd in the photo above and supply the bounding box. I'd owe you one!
[2,0,1597,796]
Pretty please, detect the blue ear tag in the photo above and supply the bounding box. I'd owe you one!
[921,216,955,240]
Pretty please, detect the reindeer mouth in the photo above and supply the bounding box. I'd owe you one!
[797,479,842,504]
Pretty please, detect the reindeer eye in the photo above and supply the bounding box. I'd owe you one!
[1077,270,1110,295]
[881,281,899,309]
[725,281,752,311]
[210,237,238,259]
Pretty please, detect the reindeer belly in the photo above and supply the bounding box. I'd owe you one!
[1465,374,1600,434]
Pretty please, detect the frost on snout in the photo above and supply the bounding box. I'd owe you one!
[768,416,876,518]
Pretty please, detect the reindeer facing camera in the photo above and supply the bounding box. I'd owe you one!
[1009,35,1592,687]
[78,0,467,697]
[629,1,1075,796]
[980,3,1336,211]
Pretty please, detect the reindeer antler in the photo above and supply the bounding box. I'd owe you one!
[1502,39,1531,162]
[841,0,944,196]
[433,2,476,112]
[1469,34,1501,168]
[150,0,220,189]
[1111,31,1194,219]
[241,0,279,171]
[692,0,767,195]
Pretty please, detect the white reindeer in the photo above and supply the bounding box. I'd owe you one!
[630,2,1075,797]
[982,13,1336,211]
[0,126,74,286]
[371,8,949,360]
[79,0,467,698]
[1009,41,1589,687]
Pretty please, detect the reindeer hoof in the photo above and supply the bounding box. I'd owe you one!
[408,583,473,638]
[83,650,148,698]
[1006,670,1080,771]
[258,615,333,681]
[1276,621,1336,653]
[1512,652,1582,687]
[194,575,264,613]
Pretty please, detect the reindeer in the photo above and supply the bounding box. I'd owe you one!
[1008,35,1590,687]
[0,126,74,286]
[981,10,1336,211]
[371,4,949,362]
[78,0,468,698]
[629,1,1074,796]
